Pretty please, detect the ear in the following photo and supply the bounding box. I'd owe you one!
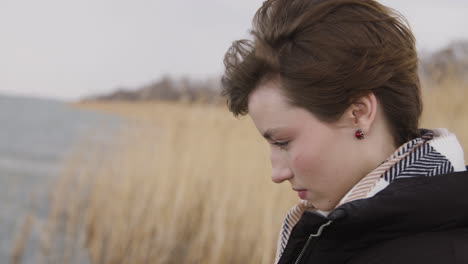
[341,92,377,134]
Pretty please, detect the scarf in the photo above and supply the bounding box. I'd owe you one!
[275,128,466,263]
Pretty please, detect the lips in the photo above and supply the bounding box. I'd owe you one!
[293,189,307,200]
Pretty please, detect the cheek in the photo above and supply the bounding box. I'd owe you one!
[290,145,322,174]
[290,133,336,177]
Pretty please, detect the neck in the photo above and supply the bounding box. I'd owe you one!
[362,122,398,178]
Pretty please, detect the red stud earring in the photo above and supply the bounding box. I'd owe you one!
[355,129,365,140]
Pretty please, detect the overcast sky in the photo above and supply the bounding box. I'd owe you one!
[1,0,467,101]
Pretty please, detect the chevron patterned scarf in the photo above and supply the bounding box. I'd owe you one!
[275,128,466,263]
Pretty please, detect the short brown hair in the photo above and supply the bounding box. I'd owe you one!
[221,0,422,146]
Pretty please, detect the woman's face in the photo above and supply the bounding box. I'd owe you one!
[248,79,367,211]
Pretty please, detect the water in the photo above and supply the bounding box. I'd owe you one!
[0,94,122,263]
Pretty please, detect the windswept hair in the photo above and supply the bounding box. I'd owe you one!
[222,0,422,146]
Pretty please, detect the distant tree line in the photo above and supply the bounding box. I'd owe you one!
[84,76,224,104]
[84,40,468,104]
[419,40,468,85]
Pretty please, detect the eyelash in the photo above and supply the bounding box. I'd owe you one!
[273,141,290,149]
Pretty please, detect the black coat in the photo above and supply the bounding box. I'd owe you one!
[277,169,468,264]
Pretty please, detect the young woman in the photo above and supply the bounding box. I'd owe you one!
[221,0,468,263]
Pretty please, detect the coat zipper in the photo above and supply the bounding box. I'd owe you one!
[294,220,333,264]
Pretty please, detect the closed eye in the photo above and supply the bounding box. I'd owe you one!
[272,141,290,149]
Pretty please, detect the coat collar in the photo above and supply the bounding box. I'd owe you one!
[278,169,468,264]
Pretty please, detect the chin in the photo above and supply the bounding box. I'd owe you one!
[314,200,337,212]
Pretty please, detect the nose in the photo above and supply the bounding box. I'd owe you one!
[270,149,293,183]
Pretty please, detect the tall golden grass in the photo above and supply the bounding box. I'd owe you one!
[421,78,468,148]
[12,80,467,264]
[20,101,298,264]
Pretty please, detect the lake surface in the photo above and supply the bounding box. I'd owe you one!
[0,94,122,263]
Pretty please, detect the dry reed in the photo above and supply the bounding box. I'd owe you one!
[421,78,468,151]
[13,79,467,263]
[35,101,296,264]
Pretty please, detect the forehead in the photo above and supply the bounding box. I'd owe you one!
[247,79,291,116]
[247,80,313,134]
